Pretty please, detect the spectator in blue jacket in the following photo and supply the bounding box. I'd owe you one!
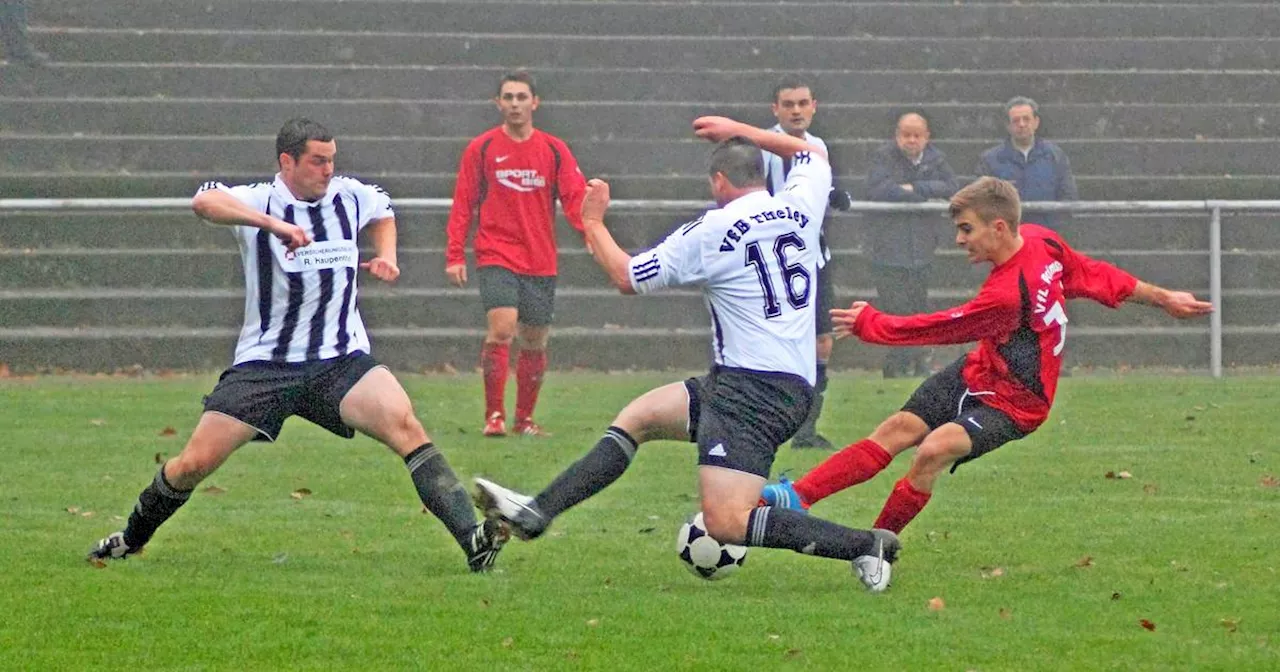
[976,96,1077,230]
[865,112,960,378]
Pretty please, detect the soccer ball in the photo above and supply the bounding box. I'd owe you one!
[675,512,748,580]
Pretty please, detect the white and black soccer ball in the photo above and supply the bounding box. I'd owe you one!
[675,512,748,581]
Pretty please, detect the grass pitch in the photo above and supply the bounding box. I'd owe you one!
[1,371,1276,670]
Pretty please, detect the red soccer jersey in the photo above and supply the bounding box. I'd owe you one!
[853,224,1138,431]
[445,126,586,276]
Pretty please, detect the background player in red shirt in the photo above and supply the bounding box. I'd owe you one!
[446,71,587,437]
[762,177,1212,533]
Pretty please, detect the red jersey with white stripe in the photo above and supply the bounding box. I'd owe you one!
[853,224,1138,431]
[446,126,586,276]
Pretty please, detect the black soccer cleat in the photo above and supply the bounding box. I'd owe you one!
[86,531,140,563]
[473,477,550,540]
[465,518,509,573]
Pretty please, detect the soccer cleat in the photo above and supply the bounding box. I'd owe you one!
[86,531,138,563]
[482,412,507,437]
[464,518,509,573]
[473,477,549,540]
[852,528,901,592]
[791,433,834,450]
[513,418,551,437]
[759,475,810,511]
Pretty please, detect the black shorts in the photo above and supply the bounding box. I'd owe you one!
[814,261,836,336]
[684,367,814,478]
[901,355,1028,468]
[476,265,557,326]
[202,352,382,442]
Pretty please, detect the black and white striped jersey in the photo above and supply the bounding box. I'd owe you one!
[196,174,394,365]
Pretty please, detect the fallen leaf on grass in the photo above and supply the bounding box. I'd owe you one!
[88,558,107,569]
[1140,619,1157,631]
[158,426,176,437]
[1117,471,1132,479]
[638,527,655,534]
[928,597,946,611]
[767,634,781,641]
[153,452,166,464]
[65,506,81,514]
[1112,592,1123,601]
[272,553,288,564]
[1260,475,1279,488]
[501,637,514,649]
[1075,556,1095,568]
[202,485,226,495]
[1143,483,1159,495]
[980,566,1005,579]
[80,511,95,518]
[998,608,1012,620]
[783,648,802,659]
[89,419,107,427]
[1105,471,1132,480]
[1221,618,1241,633]
[291,488,312,500]
[585,619,599,628]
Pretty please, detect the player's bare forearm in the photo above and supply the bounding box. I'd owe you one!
[191,189,274,230]
[363,217,398,266]
[693,117,827,160]
[1128,281,1214,319]
[584,219,636,294]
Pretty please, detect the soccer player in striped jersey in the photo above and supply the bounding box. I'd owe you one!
[762,177,1212,536]
[475,116,901,592]
[87,118,507,572]
[446,70,588,438]
[761,76,852,450]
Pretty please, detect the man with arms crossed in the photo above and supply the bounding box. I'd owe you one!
[762,177,1211,536]
[475,116,901,592]
[446,70,587,438]
[87,118,508,572]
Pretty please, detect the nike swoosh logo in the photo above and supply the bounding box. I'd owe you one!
[495,155,511,163]
[967,417,984,429]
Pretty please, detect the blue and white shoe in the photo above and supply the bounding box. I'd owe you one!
[759,475,809,511]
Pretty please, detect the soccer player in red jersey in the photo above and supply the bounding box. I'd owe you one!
[761,177,1212,533]
[446,71,587,437]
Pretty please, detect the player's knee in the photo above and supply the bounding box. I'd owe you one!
[167,450,215,487]
[390,406,428,445]
[516,327,549,350]
[486,327,516,345]
[871,412,929,454]
[915,437,968,470]
[700,504,749,544]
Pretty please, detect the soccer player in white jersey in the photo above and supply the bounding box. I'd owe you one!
[761,76,850,450]
[475,116,900,591]
[87,118,507,572]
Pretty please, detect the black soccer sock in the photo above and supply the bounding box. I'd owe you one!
[534,426,637,519]
[404,443,477,549]
[121,466,192,549]
[743,506,876,561]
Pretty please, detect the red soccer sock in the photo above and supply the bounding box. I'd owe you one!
[515,348,548,421]
[481,342,510,419]
[873,477,933,534]
[793,439,894,506]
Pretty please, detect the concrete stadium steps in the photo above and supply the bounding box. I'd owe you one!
[2,135,1269,178]
[5,100,1276,141]
[0,326,1270,373]
[34,0,1280,39]
[5,66,1278,105]
[1,247,1269,292]
[2,173,1273,202]
[37,30,1280,72]
[2,212,1271,252]
[3,287,1268,331]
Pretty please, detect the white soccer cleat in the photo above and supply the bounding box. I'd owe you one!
[853,528,900,592]
[473,477,548,540]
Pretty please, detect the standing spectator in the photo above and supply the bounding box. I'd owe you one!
[761,75,851,450]
[976,96,1078,231]
[865,112,960,378]
[446,71,587,438]
[0,0,48,67]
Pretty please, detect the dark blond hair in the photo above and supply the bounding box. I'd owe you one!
[949,177,1021,229]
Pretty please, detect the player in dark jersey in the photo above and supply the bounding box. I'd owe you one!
[761,177,1212,533]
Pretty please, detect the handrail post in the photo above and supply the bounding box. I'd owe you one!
[1209,206,1223,378]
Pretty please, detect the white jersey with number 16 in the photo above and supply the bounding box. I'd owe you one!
[626,151,832,384]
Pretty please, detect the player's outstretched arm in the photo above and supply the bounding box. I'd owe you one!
[191,188,310,250]
[693,116,828,160]
[360,216,400,283]
[1127,281,1214,319]
[580,179,637,295]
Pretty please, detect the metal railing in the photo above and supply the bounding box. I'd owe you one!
[5,197,1280,378]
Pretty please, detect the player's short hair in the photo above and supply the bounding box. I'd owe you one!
[708,137,765,188]
[772,75,815,102]
[276,117,333,163]
[1005,96,1039,117]
[498,70,537,97]
[950,177,1022,229]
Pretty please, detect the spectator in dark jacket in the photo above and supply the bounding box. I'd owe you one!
[865,112,960,378]
[976,96,1077,230]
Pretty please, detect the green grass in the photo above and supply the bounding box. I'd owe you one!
[1,372,1277,671]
